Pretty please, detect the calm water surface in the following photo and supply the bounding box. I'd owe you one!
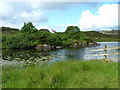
[1,42,119,66]
[50,42,119,62]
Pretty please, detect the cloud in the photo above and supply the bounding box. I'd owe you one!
[1,0,120,2]
[79,4,118,31]
[1,2,118,32]
[30,2,70,10]
[1,21,23,29]
[37,25,64,32]
[0,2,80,29]
[0,2,84,29]
[37,23,79,32]
[37,25,51,30]
[20,10,48,23]
[0,2,48,28]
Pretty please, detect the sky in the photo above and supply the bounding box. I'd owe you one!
[0,0,119,32]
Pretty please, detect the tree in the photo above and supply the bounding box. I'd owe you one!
[47,33,62,46]
[65,26,80,33]
[39,29,50,32]
[21,22,37,33]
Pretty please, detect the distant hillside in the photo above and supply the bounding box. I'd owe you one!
[99,30,120,37]
[0,27,19,33]
[80,30,120,42]
[1,26,119,42]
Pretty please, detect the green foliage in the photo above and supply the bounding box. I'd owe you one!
[2,32,39,49]
[1,27,19,33]
[3,22,106,49]
[21,22,37,33]
[65,26,80,33]
[39,29,50,32]
[36,30,51,44]
[80,31,120,42]
[2,60,118,88]
[47,33,62,46]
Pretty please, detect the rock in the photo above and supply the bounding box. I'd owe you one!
[70,43,78,48]
[36,44,55,51]
[70,42,83,48]
[56,46,62,49]
[35,46,42,50]
[88,42,99,47]
[83,44,87,47]
[88,42,94,46]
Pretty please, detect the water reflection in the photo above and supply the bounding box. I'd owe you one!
[1,42,119,66]
[2,49,53,66]
[49,42,119,61]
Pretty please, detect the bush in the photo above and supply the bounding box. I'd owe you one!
[2,32,39,49]
[65,26,80,33]
[21,22,37,33]
[2,22,97,49]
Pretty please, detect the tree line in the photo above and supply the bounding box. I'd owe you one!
[2,22,94,49]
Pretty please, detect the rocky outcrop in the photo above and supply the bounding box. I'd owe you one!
[70,43,80,48]
[36,42,99,50]
[56,46,62,49]
[70,41,99,48]
[35,44,55,51]
[87,42,99,47]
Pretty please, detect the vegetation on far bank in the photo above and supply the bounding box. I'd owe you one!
[82,31,120,42]
[2,60,118,88]
[1,22,120,49]
[2,22,95,49]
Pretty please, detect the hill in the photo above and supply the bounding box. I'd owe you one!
[99,30,120,38]
[0,27,19,34]
[80,30,120,42]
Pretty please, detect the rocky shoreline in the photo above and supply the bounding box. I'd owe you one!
[35,42,100,51]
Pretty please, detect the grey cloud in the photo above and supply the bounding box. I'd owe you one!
[0,2,99,28]
[30,2,99,10]
[0,2,49,27]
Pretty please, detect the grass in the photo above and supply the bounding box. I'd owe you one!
[80,31,120,42]
[96,37,120,42]
[2,60,118,88]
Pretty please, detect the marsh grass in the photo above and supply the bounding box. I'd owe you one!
[2,60,118,88]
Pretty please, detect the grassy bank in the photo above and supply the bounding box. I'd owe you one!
[96,38,120,42]
[2,60,118,88]
[80,31,120,42]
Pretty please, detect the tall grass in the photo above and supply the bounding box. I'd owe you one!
[2,60,118,88]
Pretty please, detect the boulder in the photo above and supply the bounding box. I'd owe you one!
[88,42,99,47]
[36,44,55,51]
[70,43,80,48]
[56,46,62,49]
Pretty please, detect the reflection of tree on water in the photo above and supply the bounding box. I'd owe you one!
[2,42,118,65]
[66,53,74,59]
[65,48,86,60]
[2,49,52,65]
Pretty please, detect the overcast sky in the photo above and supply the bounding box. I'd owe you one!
[0,1,119,32]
